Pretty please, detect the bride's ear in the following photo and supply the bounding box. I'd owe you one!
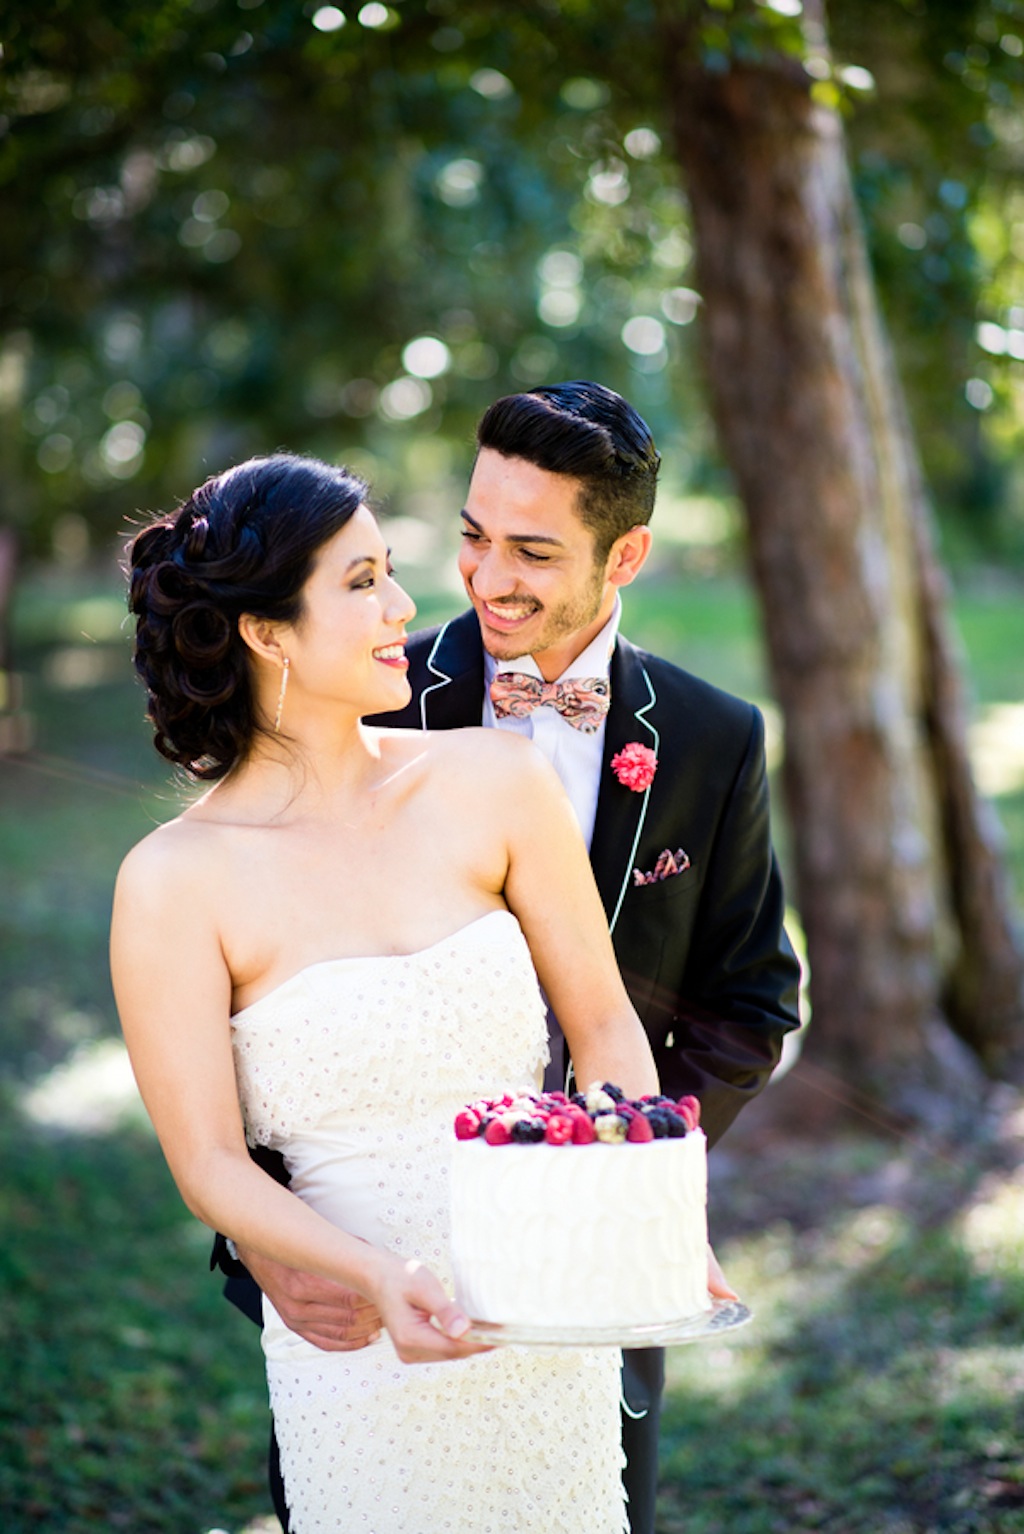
[238,613,286,666]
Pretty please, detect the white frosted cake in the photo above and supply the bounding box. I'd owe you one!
[450,1084,711,1332]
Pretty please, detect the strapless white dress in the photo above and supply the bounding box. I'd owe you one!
[230,909,627,1534]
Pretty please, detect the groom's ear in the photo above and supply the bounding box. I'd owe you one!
[238,613,286,665]
[604,525,652,591]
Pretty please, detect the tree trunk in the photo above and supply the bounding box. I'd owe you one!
[659,0,1024,1109]
[0,524,32,757]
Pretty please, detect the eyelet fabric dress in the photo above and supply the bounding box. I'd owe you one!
[230,909,627,1534]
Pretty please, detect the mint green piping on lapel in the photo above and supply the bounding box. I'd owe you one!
[607,660,659,936]
[419,618,457,729]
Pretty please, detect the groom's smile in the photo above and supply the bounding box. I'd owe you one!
[478,597,542,629]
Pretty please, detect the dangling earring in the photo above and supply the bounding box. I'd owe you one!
[274,657,290,734]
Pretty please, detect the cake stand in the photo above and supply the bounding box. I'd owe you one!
[464,1297,751,1348]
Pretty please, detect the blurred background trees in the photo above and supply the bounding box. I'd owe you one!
[2,0,1023,1112]
[6,0,1024,561]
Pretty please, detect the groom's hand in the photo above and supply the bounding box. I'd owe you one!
[707,1243,739,1301]
[237,1244,383,1351]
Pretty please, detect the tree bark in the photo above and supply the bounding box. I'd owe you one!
[659,0,1024,1106]
[0,525,15,675]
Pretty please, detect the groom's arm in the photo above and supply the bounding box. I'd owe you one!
[210,1143,291,1323]
[643,707,801,1148]
[212,1146,382,1349]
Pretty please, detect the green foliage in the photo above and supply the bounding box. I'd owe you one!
[831,0,1024,557]
[4,0,1024,565]
[0,0,705,556]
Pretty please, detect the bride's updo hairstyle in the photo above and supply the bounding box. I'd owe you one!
[128,453,368,780]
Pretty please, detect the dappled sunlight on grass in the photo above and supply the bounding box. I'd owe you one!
[970,701,1024,798]
[960,1166,1024,1276]
[21,1035,148,1135]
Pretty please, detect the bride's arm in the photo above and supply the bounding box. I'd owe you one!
[110,831,481,1364]
[493,738,659,1101]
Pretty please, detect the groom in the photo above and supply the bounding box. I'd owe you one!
[220,381,801,1534]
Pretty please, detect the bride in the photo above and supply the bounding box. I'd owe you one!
[112,453,659,1533]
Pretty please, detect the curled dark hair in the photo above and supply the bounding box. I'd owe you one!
[476,381,661,560]
[128,454,367,780]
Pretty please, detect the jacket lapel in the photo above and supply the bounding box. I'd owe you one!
[418,610,487,730]
[590,637,661,933]
[415,617,661,933]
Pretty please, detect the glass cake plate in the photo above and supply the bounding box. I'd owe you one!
[464,1297,752,1349]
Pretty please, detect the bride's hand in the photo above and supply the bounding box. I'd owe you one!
[373,1257,492,1365]
[237,1244,383,1352]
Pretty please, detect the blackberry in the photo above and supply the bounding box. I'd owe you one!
[510,1117,547,1143]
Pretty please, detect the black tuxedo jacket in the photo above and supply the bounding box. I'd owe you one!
[372,609,801,1150]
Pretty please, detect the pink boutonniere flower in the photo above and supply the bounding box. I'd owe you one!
[610,742,658,792]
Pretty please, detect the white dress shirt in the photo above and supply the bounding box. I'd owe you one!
[482,596,622,848]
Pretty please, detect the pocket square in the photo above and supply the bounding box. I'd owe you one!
[633,848,691,886]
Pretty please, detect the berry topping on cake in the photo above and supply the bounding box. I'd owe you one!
[595,1113,629,1144]
[454,1109,483,1141]
[510,1117,547,1143]
[676,1095,701,1132]
[571,1112,598,1145]
[544,1114,575,1145]
[585,1085,618,1114]
[455,1082,700,1145]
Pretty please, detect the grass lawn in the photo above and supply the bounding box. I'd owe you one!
[2,551,1023,1533]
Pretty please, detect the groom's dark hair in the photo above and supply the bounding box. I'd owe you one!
[475,381,660,560]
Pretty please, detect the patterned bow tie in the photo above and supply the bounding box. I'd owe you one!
[490,672,611,734]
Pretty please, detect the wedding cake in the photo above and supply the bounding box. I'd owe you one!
[450,1084,711,1333]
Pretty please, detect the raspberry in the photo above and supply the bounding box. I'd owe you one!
[571,1113,597,1145]
[544,1114,575,1145]
[484,1119,512,1145]
[454,1109,483,1140]
[626,1114,655,1142]
[676,1095,701,1131]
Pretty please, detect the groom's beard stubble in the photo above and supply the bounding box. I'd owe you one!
[469,565,606,666]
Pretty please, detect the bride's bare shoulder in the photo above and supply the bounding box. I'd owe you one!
[114,809,229,913]
[381,725,559,801]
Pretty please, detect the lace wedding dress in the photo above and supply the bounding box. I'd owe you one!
[230,909,627,1534]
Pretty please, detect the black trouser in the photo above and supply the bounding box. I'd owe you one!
[268,1346,665,1534]
[621,1346,665,1534]
[269,1421,290,1532]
